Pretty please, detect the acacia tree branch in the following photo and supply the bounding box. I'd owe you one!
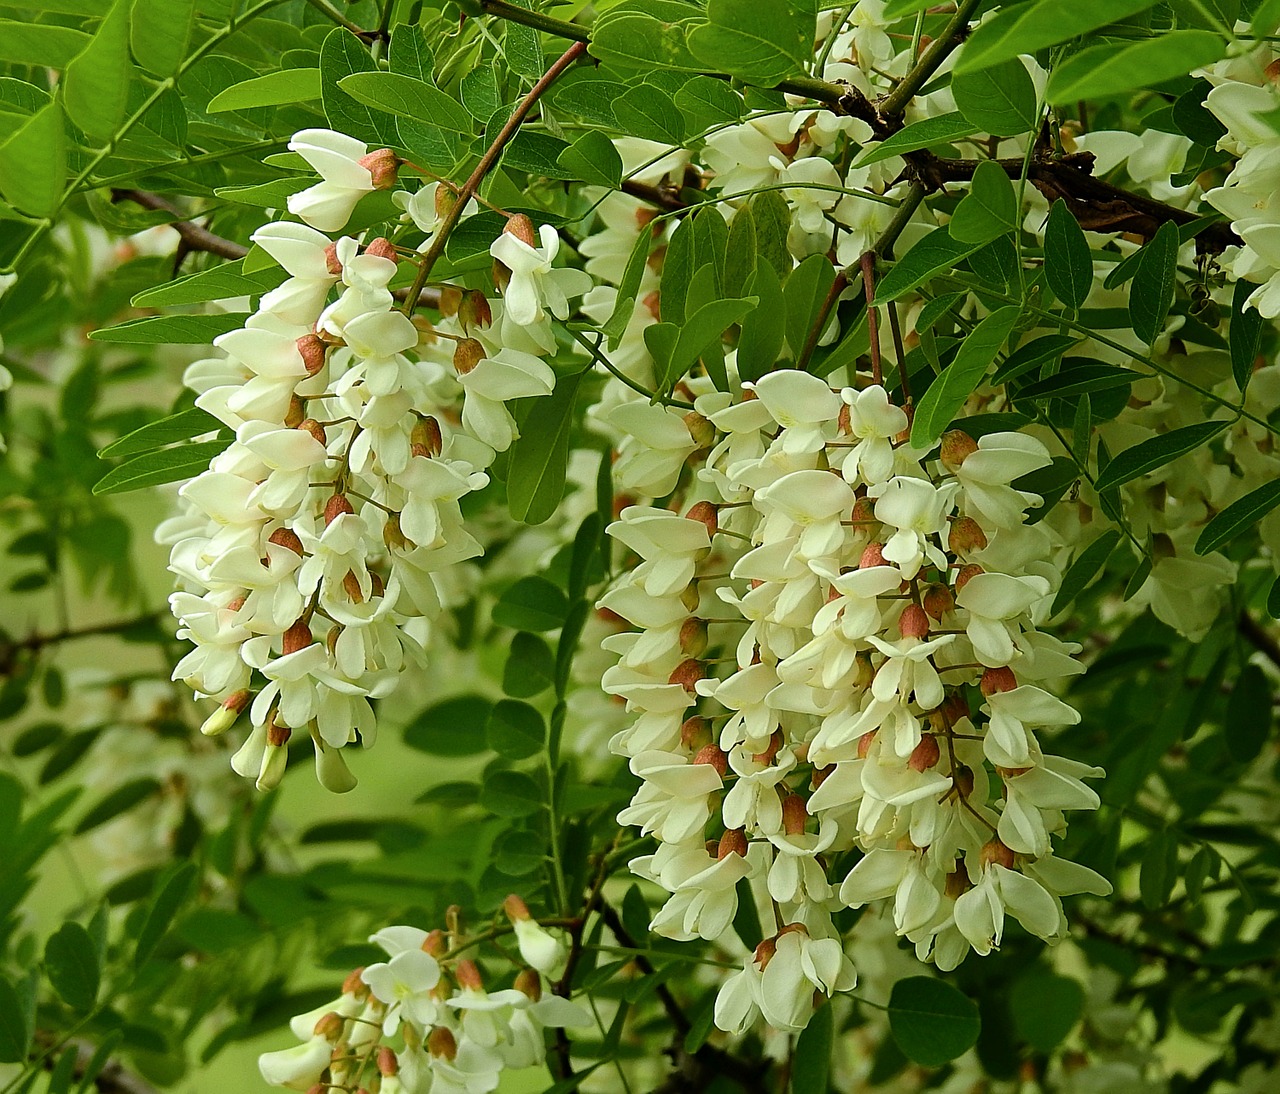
[110,189,248,262]
[1238,610,1280,673]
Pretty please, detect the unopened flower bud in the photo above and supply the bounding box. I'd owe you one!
[504,894,532,922]
[282,619,313,655]
[922,583,954,621]
[680,583,701,612]
[459,290,492,331]
[949,516,988,554]
[668,658,705,693]
[324,494,354,525]
[980,837,1017,870]
[940,429,978,470]
[685,500,718,536]
[284,394,306,428]
[411,415,443,458]
[851,496,876,525]
[514,967,543,1001]
[453,338,485,376]
[909,735,941,772]
[298,418,327,446]
[377,1046,398,1077]
[782,794,808,836]
[753,937,777,970]
[383,512,409,551]
[313,1012,344,1042]
[454,959,483,992]
[837,403,851,435]
[200,689,250,736]
[684,411,715,448]
[860,542,887,569]
[342,967,368,997]
[266,719,292,749]
[357,148,400,190]
[752,729,784,766]
[427,1025,458,1060]
[980,666,1017,695]
[693,743,729,776]
[680,716,710,751]
[422,930,447,957]
[437,285,463,318]
[503,213,537,248]
[268,527,305,556]
[297,333,327,375]
[954,562,984,592]
[679,617,708,657]
[812,763,834,789]
[324,242,342,276]
[718,827,749,858]
[364,236,397,262]
[857,731,877,759]
[342,570,364,603]
[899,603,930,639]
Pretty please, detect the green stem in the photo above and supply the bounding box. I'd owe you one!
[302,0,366,34]
[569,329,695,409]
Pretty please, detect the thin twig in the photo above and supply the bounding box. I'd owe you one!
[110,190,248,262]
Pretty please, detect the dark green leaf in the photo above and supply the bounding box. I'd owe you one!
[1129,221,1180,345]
[0,976,29,1062]
[673,76,744,129]
[508,371,584,525]
[130,261,284,308]
[1092,420,1227,493]
[1010,973,1084,1051]
[1044,199,1092,312]
[320,28,390,145]
[1196,479,1280,555]
[404,696,494,756]
[558,130,623,189]
[949,160,1017,244]
[74,779,162,834]
[493,576,570,632]
[792,1003,834,1093]
[89,313,249,344]
[1139,829,1178,909]
[888,976,981,1067]
[504,632,555,698]
[1046,32,1226,103]
[991,334,1078,386]
[737,262,786,381]
[874,228,986,303]
[1226,664,1272,763]
[854,111,977,168]
[1017,363,1134,401]
[613,84,685,144]
[784,253,837,361]
[686,0,812,84]
[487,699,546,760]
[589,4,705,73]
[1230,278,1263,394]
[952,58,1040,137]
[1051,529,1121,616]
[338,72,473,133]
[92,440,230,496]
[134,862,198,966]
[45,923,99,1011]
[98,408,221,458]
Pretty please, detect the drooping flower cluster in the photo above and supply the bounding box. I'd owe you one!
[163,129,588,791]
[600,371,1110,1033]
[257,898,588,1093]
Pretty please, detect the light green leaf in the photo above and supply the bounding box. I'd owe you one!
[405,696,494,756]
[888,976,981,1067]
[98,407,221,459]
[208,69,322,112]
[0,100,65,217]
[1051,529,1121,615]
[1129,221,1180,345]
[1046,31,1226,104]
[63,0,133,142]
[1092,420,1228,494]
[613,83,685,144]
[130,0,194,76]
[952,58,1040,136]
[338,72,473,133]
[949,159,1018,244]
[0,22,89,67]
[956,0,1162,75]
[1195,480,1280,555]
[89,313,249,344]
[874,227,987,303]
[487,700,546,760]
[1044,199,1093,311]
[493,575,570,632]
[130,260,284,308]
[911,306,1021,447]
[134,862,198,966]
[92,440,230,496]
[687,0,813,85]
[480,770,544,818]
[508,371,584,525]
[557,130,623,189]
[320,27,391,145]
[854,111,978,168]
[45,922,99,1011]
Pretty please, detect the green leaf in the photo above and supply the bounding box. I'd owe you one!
[1226,663,1271,763]
[44,923,99,1011]
[1050,529,1121,616]
[98,407,221,458]
[613,83,685,144]
[911,306,1021,447]
[1230,278,1263,394]
[791,1002,834,1094]
[503,0,543,78]
[1184,845,1216,902]
[1196,480,1280,555]
[1139,829,1178,909]
[207,69,321,112]
[0,976,29,1063]
[687,0,813,85]
[604,230,657,347]
[673,75,744,129]
[508,371,584,525]
[589,4,705,73]
[952,58,1040,137]
[0,22,89,68]
[1269,573,1280,620]
[854,111,978,169]
[956,1,1161,75]
[493,575,570,632]
[405,696,494,756]
[737,262,786,381]
[320,28,391,145]
[655,297,757,391]
[1092,420,1227,494]
[134,862,198,966]
[487,700,546,760]
[92,440,230,496]
[1046,31,1226,104]
[63,0,132,143]
[784,253,837,361]
[949,159,1018,244]
[888,976,981,1067]
[1044,199,1092,312]
[74,778,162,834]
[89,313,248,344]
[130,0,194,76]
[480,770,544,818]
[1129,221,1180,345]
[0,100,66,218]
[558,130,623,189]
[338,72,473,133]
[1010,973,1085,1051]
[750,190,792,278]
[1072,393,1092,466]
[874,227,986,303]
[493,828,545,876]
[991,333,1078,386]
[130,261,283,308]
[504,633,555,700]
[1016,363,1135,401]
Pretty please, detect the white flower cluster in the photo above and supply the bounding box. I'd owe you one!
[163,129,588,791]
[600,371,1110,1036]
[258,898,588,1093]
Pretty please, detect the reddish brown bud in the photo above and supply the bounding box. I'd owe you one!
[954,562,984,592]
[422,929,448,957]
[685,500,719,536]
[459,290,492,331]
[851,496,877,525]
[377,1046,398,1077]
[909,735,941,773]
[313,1011,345,1041]
[282,620,313,656]
[267,719,292,748]
[980,837,1017,870]
[324,242,343,276]
[812,763,833,789]
[949,516,988,554]
[503,894,532,922]
[364,236,397,263]
[684,411,715,448]
[752,729,784,766]
[860,542,888,569]
[837,402,851,435]
[899,603,930,639]
[297,333,327,375]
[680,716,711,752]
[454,959,483,992]
[668,658,705,693]
[753,937,777,969]
[782,794,808,836]
[411,415,443,459]
[679,617,709,658]
[922,583,954,621]
[945,866,972,899]
[453,338,485,376]
[940,429,979,470]
[693,743,729,776]
[427,1025,458,1060]
[324,494,355,525]
[437,285,463,318]
[298,418,327,447]
[980,666,1018,696]
[718,827,749,859]
[342,967,367,996]
[514,967,542,1001]
[268,527,305,556]
[226,594,247,613]
[357,148,401,190]
[503,213,537,248]
[284,394,306,429]
[857,730,877,759]
[342,570,365,603]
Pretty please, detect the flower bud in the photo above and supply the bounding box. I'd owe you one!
[679,718,710,755]
[679,617,708,658]
[357,148,401,190]
[266,529,303,560]
[684,411,715,448]
[899,603,930,639]
[718,827,749,858]
[313,1011,345,1041]
[504,893,532,922]
[342,968,368,997]
[422,929,447,957]
[685,500,718,536]
[851,496,876,525]
[324,242,343,276]
[980,837,1017,870]
[200,689,250,737]
[860,542,887,569]
[297,418,327,446]
[752,729,784,766]
[282,619,313,655]
[342,570,365,603]
[753,937,777,970]
[383,512,410,551]
[693,743,729,776]
[459,290,492,331]
[909,735,941,772]
[437,285,463,318]
[453,338,485,376]
[324,493,355,525]
[857,730,877,759]
[952,763,975,799]
[297,333,327,375]
[939,429,978,470]
[922,583,954,621]
[668,658,705,693]
[954,562,984,592]
[680,583,701,612]
[782,794,808,836]
[363,236,397,262]
[377,1046,398,1077]
[284,394,306,429]
[411,415,443,459]
[837,402,851,435]
[948,516,988,554]
[980,666,1017,696]
[503,213,537,248]
[812,763,833,789]
[454,959,483,992]
[514,967,543,1001]
[427,1025,458,1060]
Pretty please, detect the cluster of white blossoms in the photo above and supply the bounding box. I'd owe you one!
[258,897,589,1092]
[162,129,589,791]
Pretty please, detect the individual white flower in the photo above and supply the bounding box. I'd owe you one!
[287,128,382,231]
[838,384,909,485]
[955,572,1050,667]
[490,222,593,325]
[873,475,958,578]
[258,1035,333,1090]
[606,506,711,597]
[361,947,444,1033]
